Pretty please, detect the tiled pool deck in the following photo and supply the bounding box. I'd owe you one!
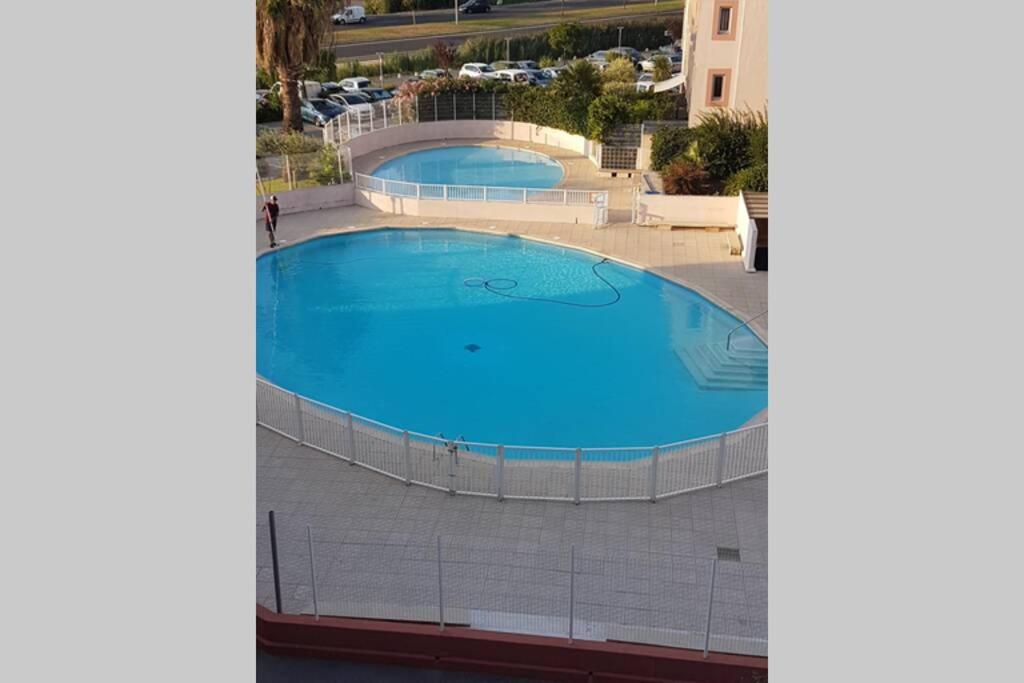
[255,158,768,653]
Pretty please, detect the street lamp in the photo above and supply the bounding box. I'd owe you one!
[617,26,624,49]
[377,52,384,87]
[454,0,459,25]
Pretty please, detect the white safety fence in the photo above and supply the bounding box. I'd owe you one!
[256,378,768,503]
[259,515,767,657]
[354,172,608,209]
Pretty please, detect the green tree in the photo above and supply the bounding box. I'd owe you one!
[551,60,603,135]
[548,22,586,59]
[257,0,333,132]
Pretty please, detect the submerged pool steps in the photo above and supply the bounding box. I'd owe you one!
[676,342,768,391]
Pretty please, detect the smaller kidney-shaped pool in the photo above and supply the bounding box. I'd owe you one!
[371,145,564,188]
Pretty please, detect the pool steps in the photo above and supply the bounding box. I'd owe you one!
[676,342,768,391]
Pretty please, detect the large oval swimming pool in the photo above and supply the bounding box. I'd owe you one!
[257,229,767,448]
[371,145,564,188]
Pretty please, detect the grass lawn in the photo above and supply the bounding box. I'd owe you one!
[332,1,683,44]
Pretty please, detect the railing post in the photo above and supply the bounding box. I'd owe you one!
[434,95,438,121]
[496,445,505,501]
[574,448,582,504]
[443,185,449,201]
[437,536,445,630]
[715,432,727,486]
[268,510,283,614]
[568,544,576,643]
[521,188,527,204]
[703,558,719,659]
[383,102,388,128]
[291,392,305,444]
[484,186,489,202]
[347,412,357,465]
[492,92,496,120]
[416,183,421,199]
[649,446,659,502]
[452,93,457,120]
[473,92,477,120]
[346,110,351,140]
[398,99,403,126]
[415,95,420,122]
[306,525,320,621]
[403,430,412,485]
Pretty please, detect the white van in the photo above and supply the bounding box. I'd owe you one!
[331,7,366,25]
[339,77,371,92]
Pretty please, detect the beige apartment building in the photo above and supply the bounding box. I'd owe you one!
[682,0,767,126]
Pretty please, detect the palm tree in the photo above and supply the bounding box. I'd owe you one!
[257,0,333,132]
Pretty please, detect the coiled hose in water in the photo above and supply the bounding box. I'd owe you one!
[464,258,620,308]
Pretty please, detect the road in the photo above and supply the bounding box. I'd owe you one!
[330,0,680,59]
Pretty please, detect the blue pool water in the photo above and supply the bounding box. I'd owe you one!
[257,229,767,449]
[371,145,564,188]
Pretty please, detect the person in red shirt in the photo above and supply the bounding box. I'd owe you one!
[263,195,280,248]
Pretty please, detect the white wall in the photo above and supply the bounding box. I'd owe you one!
[735,191,757,272]
[634,193,738,227]
[255,183,354,218]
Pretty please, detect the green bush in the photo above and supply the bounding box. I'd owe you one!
[256,91,283,123]
[652,55,672,83]
[690,109,759,182]
[650,126,693,171]
[256,130,322,158]
[662,159,715,195]
[587,93,633,142]
[723,162,768,195]
[747,120,768,165]
[309,146,347,185]
[548,22,587,59]
[601,58,638,86]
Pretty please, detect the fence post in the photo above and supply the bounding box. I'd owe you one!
[335,144,344,185]
[453,93,457,121]
[346,110,351,140]
[473,92,477,120]
[370,105,374,131]
[383,102,388,129]
[648,446,659,502]
[437,536,445,630]
[416,183,421,199]
[443,185,449,201]
[574,448,582,504]
[568,544,576,643]
[521,188,527,204]
[492,92,496,120]
[292,393,305,444]
[268,510,283,614]
[403,431,412,485]
[415,95,420,122]
[398,99,403,126]
[434,95,438,122]
[716,432,727,486]
[306,525,320,621]
[347,412,357,465]
[447,443,456,495]
[496,445,505,501]
[703,558,719,659]
[484,186,489,202]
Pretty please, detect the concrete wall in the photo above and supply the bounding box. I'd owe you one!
[735,191,758,272]
[635,193,738,227]
[347,120,599,168]
[356,189,599,226]
[256,183,354,218]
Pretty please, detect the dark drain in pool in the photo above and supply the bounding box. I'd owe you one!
[464,344,481,353]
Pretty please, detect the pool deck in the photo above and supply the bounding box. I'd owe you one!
[255,141,768,654]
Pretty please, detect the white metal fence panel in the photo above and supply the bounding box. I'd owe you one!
[383,179,418,198]
[297,396,350,460]
[722,423,768,483]
[256,379,302,438]
[484,187,527,203]
[525,188,567,204]
[565,190,597,205]
[706,559,768,657]
[419,183,445,200]
[445,185,486,202]
[580,449,652,501]
[500,447,576,500]
[655,434,721,497]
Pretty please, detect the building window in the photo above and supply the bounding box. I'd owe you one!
[718,7,732,34]
[705,69,731,107]
[712,1,738,41]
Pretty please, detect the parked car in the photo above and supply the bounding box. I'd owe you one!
[327,91,374,113]
[514,60,540,71]
[526,69,553,87]
[272,80,323,99]
[459,62,498,79]
[256,89,269,105]
[301,98,344,127]
[495,69,536,85]
[635,73,655,93]
[419,68,450,80]
[331,7,366,24]
[489,60,516,71]
[339,77,371,92]
[459,0,491,13]
[640,53,682,73]
[610,47,644,63]
[541,66,565,80]
[358,87,393,102]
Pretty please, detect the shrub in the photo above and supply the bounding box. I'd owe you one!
[256,130,322,158]
[432,40,458,71]
[662,159,715,195]
[309,146,347,185]
[548,22,586,59]
[650,126,694,170]
[256,67,275,89]
[587,93,633,141]
[602,57,638,86]
[724,163,768,195]
[305,49,338,83]
[652,54,672,83]
[747,119,768,165]
[689,109,759,182]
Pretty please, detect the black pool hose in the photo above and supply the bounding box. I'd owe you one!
[466,258,621,308]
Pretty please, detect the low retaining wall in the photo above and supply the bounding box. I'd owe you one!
[257,606,768,683]
[355,189,599,225]
[636,194,739,228]
[256,183,354,218]
[347,120,600,168]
